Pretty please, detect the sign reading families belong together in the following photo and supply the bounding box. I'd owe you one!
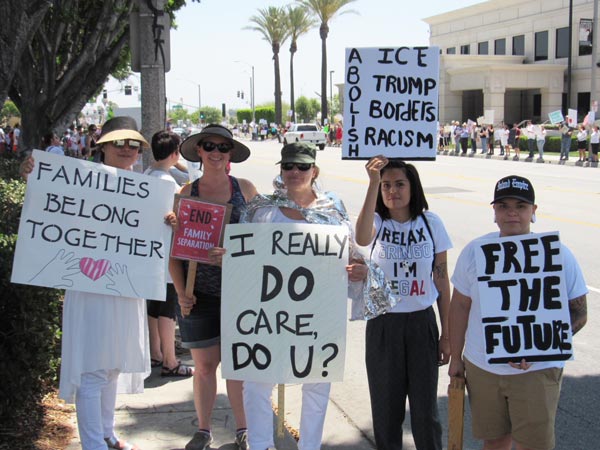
[11,150,174,299]
[221,223,349,384]
[343,46,440,160]
[474,232,574,364]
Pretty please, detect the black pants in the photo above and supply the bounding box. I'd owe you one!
[365,308,442,450]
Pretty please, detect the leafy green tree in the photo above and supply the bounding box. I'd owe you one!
[191,106,222,124]
[286,6,317,123]
[294,96,320,123]
[246,7,290,126]
[0,100,21,125]
[168,107,189,123]
[296,0,357,123]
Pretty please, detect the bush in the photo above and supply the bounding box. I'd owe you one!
[517,135,575,153]
[0,171,64,438]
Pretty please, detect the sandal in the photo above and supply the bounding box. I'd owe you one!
[151,358,162,368]
[104,436,140,450]
[161,362,194,377]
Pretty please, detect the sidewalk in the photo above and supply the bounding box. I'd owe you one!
[438,147,599,167]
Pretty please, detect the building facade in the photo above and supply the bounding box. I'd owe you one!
[424,0,600,125]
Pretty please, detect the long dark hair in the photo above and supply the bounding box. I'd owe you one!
[375,160,429,221]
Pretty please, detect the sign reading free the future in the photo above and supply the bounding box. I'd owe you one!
[343,46,439,160]
[221,223,349,384]
[474,232,573,364]
[11,150,173,299]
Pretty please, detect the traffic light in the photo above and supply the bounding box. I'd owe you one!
[222,103,226,117]
[241,91,244,99]
[103,89,107,99]
[124,85,132,95]
[237,91,240,98]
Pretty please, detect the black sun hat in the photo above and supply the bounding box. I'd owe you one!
[179,124,250,163]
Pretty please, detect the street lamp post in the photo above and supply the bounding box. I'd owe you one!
[329,70,335,120]
[235,60,255,124]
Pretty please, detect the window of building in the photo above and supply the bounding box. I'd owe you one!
[478,41,489,55]
[495,38,506,55]
[556,27,570,58]
[535,31,548,61]
[533,94,542,117]
[578,92,591,120]
[460,44,470,55]
[579,19,593,56]
[512,35,525,55]
[447,47,456,54]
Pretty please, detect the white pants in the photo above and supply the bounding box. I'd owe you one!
[75,369,120,450]
[244,381,331,450]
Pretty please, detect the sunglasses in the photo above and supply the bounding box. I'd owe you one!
[200,141,233,153]
[281,162,313,171]
[111,139,141,149]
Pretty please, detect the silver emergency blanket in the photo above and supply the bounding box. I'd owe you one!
[241,176,398,320]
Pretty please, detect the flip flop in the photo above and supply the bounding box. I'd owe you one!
[151,358,163,368]
[161,362,194,377]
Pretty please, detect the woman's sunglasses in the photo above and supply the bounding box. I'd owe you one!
[200,141,233,153]
[112,139,141,149]
[281,162,313,171]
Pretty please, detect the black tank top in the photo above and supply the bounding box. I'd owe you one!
[185,176,246,297]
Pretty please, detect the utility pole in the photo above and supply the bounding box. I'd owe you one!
[131,0,170,169]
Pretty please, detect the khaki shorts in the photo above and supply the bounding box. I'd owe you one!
[465,359,563,450]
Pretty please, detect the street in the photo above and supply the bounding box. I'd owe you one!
[231,138,600,450]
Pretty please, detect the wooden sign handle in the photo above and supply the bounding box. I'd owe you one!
[447,377,466,450]
[182,261,197,315]
[277,384,285,438]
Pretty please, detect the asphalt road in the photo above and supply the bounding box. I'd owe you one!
[230,138,600,450]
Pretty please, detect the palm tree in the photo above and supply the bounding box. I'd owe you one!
[296,0,357,124]
[286,5,317,124]
[246,7,290,126]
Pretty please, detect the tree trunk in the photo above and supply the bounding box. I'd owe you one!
[9,0,133,154]
[290,46,296,124]
[273,43,282,126]
[0,0,51,112]
[320,22,329,125]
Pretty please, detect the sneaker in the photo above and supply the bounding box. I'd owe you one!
[185,431,213,450]
[513,155,519,161]
[536,157,544,163]
[235,430,248,450]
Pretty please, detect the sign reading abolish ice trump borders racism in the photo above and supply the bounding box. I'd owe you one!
[343,46,439,160]
[11,150,173,299]
[170,196,232,263]
[474,232,573,364]
[221,223,349,383]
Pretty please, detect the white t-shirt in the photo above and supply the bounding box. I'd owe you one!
[451,231,588,375]
[368,211,452,313]
[144,167,179,283]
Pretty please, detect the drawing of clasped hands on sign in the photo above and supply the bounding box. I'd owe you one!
[29,249,139,297]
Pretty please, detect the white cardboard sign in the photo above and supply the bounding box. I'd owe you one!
[11,150,173,300]
[473,232,573,364]
[343,46,439,160]
[221,223,349,383]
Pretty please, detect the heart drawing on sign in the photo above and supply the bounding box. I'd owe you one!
[79,258,111,281]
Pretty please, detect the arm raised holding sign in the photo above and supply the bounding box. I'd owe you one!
[449,175,588,450]
[355,156,453,450]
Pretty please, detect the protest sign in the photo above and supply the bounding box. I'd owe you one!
[567,108,578,127]
[473,232,573,364]
[11,150,173,299]
[170,196,231,263]
[343,46,439,160]
[221,223,349,383]
[548,110,564,124]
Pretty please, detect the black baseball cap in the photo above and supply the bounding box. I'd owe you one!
[491,175,535,204]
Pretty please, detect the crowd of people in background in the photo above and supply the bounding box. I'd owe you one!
[437,118,600,164]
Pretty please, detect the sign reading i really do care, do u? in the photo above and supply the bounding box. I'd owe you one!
[220,222,349,384]
[343,46,440,160]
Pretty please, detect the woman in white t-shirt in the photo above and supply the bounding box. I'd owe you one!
[355,156,452,450]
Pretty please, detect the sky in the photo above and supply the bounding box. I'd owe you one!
[110,0,485,113]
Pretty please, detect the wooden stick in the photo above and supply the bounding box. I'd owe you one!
[277,384,285,438]
[447,377,466,450]
[183,261,197,315]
